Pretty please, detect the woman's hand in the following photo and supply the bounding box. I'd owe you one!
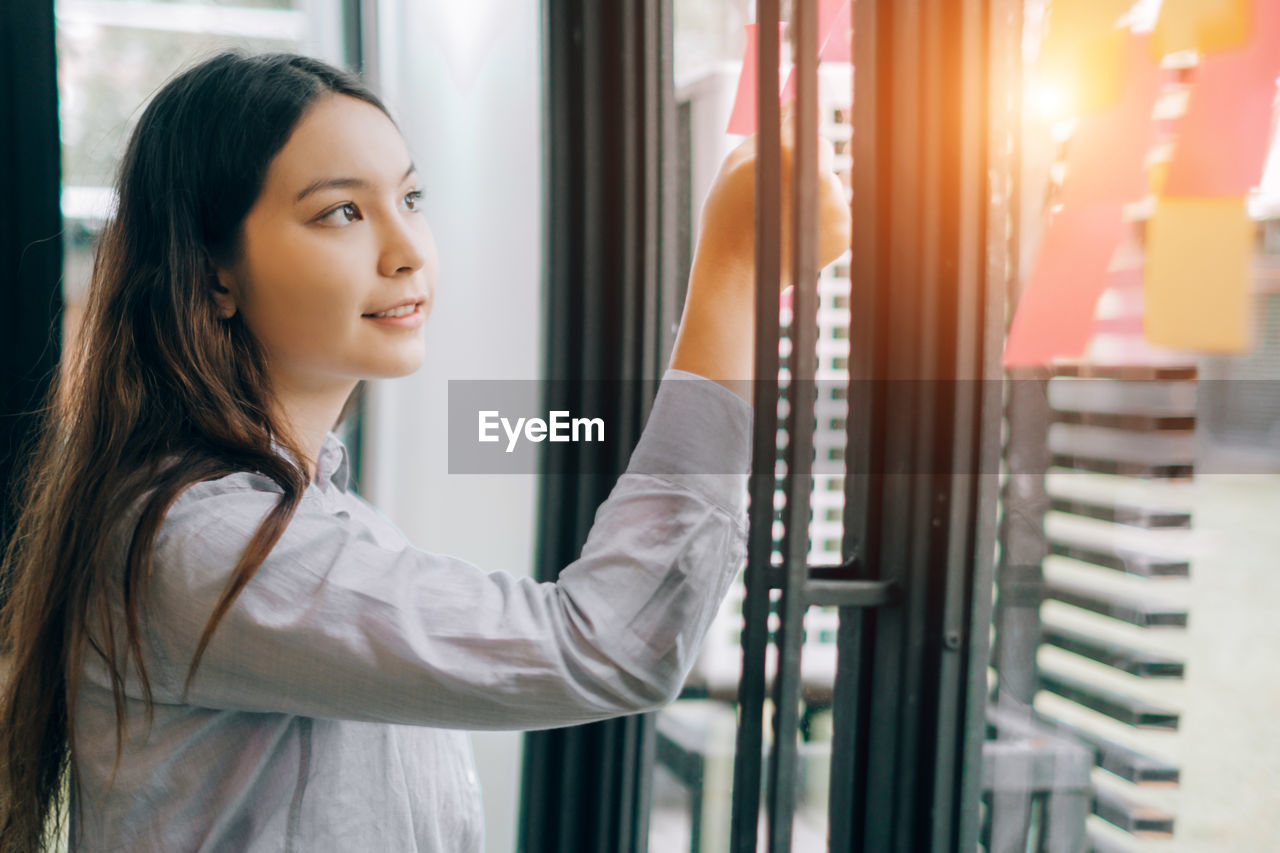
[668,100,852,402]
[693,99,852,294]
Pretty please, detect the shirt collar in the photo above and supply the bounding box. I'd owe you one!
[268,431,352,494]
[317,431,352,493]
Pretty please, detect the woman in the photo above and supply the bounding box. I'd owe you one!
[0,51,848,851]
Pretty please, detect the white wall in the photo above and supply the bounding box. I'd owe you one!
[362,3,544,851]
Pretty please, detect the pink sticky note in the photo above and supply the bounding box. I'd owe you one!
[819,0,853,63]
[727,23,789,136]
[780,0,853,100]
[1163,0,1280,195]
[1060,34,1164,206]
[1003,204,1128,367]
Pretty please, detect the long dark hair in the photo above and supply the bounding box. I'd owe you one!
[0,50,391,851]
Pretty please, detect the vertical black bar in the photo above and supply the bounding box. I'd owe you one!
[765,0,820,849]
[927,0,995,848]
[0,0,62,573]
[729,0,782,848]
[520,0,677,850]
[829,2,882,845]
[857,0,922,844]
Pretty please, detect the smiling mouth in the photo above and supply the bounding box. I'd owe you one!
[362,302,422,319]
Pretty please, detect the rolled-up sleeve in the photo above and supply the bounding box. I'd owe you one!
[142,368,752,730]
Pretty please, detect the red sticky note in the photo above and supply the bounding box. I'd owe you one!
[1060,34,1164,206]
[1003,204,1128,367]
[1163,0,1280,196]
[727,23,789,136]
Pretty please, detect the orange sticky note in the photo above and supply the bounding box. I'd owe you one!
[1151,0,1251,59]
[1003,204,1128,367]
[727,23,789,136]
[1144,197,1255,352]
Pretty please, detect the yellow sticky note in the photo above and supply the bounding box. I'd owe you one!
[1144,196,1254,352]
[1148,159,1170,196]
[1038,0,1131,113]
[1152,0,1251,60]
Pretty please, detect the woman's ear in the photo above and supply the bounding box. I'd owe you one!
[212,267,240,320]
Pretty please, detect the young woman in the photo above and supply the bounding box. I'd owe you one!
[0,51,848,851]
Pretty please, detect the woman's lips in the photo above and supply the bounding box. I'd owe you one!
[362,304,424,329]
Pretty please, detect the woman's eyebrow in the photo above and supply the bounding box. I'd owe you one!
[295,161,418,203]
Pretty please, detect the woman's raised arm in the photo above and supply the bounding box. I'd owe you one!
[101,369,750,730]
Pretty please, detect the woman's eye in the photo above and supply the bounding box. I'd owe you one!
[317,192,420,225]
[319,202,360,225]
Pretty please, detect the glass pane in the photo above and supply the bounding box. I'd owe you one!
[984,0,1280,850]
[55,0,344,351]
[652,2,853,850]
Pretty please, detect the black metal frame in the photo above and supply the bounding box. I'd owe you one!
[519,1,678,851]
[730,0,1003,850]
[841,1,1001,848]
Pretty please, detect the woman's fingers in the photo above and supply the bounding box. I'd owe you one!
[776,98,849,272]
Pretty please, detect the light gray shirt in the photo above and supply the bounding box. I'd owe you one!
[69,368,752,852]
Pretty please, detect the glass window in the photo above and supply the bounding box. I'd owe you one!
[55,0,347,352]
[984,0,1280,849]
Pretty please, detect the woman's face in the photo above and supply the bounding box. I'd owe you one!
[214,92,437,393]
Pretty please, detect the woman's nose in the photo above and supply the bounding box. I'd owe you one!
[378,211,429,277]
